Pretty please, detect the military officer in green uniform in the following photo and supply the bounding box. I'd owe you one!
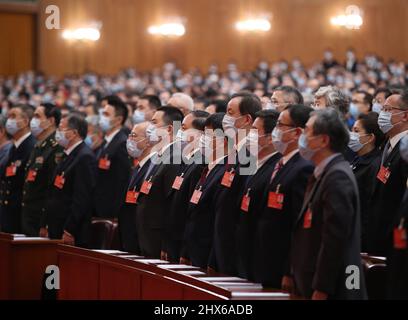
[21,103,63,236]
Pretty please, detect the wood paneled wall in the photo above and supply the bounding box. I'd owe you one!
[0,11,35,76]
[14,0,408,76]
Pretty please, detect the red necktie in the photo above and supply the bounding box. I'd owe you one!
[270,159,284,183]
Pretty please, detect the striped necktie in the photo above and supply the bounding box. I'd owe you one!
[270,159,284,183]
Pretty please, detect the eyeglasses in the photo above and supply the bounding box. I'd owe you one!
[382,105,406,113]
[276,121,295,128]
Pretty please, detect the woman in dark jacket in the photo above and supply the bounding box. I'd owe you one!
[349,112,385,252]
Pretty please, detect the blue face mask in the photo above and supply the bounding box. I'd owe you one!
[298,133,320,161]
[378,110,407,134]
[133,110,145,124]
[55,130,70,148]
[349,103,361,119]
[400,135,408,163]
[372,103,382,114]
[6,119,20,136]
[99,115,112,133]
[348,132,371,153]
[84,135,93,148]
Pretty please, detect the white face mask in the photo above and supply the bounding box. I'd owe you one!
[271,127,296,154]
[55,129,70,148]
[146,124,160,142]
[30,118,47,137]
[246,131,269,154]
[6,119,21,136]
[126,138,145,158]
[222,114,246,132]
[176,129,187,142]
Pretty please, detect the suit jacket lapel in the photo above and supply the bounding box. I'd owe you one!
[270,153,300,189]
[295,155,343,225]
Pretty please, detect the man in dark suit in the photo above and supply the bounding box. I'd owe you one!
[367,92,408,256]
[41,114,97,248]
[235,109,282,280]
[387,134,408,299]
[163,110,209,263]
[21,103,63,236]
[252,105,314,288]
[118,121,157,253]
[292,109,367,300]
[181,113,227,268]
[135,106,184,258]
[94,97,131,218]
[0,104,36,234]
[209,93,261,276]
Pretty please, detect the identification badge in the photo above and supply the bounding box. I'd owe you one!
[172,175,184,190]
[241,194,250,212]
[99,157,111,170]
[140,180,153,195]
[6,164,17,177]
[54,174,65,189]
[268,185,284,210]
[26,169,38,182]
[394,219,407,250]
[394,228,407,250]
[221,170,235,188]
[190,188,202,204]
[303,208,313,229]
[377,166,391,184]
[125,190,139,204]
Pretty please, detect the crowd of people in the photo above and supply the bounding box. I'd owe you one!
[0,51,407,300]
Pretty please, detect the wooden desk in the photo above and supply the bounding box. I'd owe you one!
[0,233,61,300]
[57,246,296,300]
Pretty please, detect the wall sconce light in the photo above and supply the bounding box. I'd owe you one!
[235,15,271,32]
[330,5,363,30]
[148,21,186,37]
[62,22,102,41]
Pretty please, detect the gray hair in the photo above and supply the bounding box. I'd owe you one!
[315,86,350,117]
[171,93,194,112]
[311,108,350,153]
